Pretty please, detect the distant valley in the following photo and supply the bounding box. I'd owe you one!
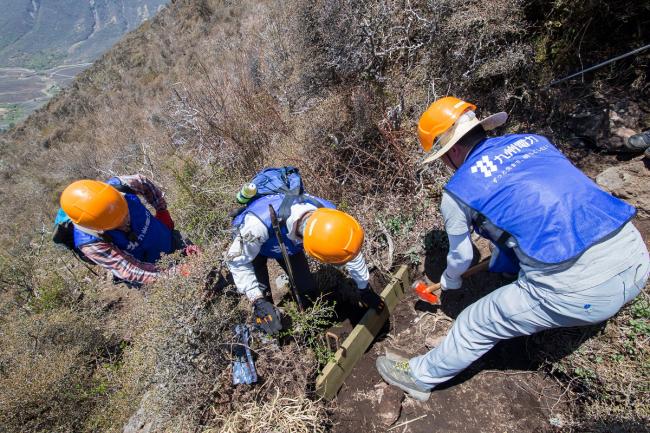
[0,64,89,129]
[0,0,168,129]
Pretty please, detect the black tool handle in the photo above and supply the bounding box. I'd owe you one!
[268,205,304,311]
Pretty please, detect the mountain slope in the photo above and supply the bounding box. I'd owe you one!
[0,0,168,69]
[0,1,647,432]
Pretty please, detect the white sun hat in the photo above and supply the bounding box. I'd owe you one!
[420,103,508,164]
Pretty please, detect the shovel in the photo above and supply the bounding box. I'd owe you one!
[412,256,491,304]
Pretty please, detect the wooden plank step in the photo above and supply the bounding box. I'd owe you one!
[315,265,410,400]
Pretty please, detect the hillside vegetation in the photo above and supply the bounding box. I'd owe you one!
[0,0,648,432]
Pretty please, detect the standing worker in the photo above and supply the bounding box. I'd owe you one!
[57,174,192,286]
[376,96,649,400]
[226,167,384,336]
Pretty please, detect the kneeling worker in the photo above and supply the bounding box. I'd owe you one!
[226,169,384,336]
[376,96,649,400]
[58,175,189,286]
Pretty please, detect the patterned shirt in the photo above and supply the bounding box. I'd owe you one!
[79,174,168,285]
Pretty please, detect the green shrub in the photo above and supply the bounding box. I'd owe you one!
[281,296,337,369]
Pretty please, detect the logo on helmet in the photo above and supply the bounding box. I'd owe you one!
[470,155,499,178]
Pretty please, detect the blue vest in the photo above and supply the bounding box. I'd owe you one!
[445,134,636,265]
[232,194,336,259]
[74,193,173,263]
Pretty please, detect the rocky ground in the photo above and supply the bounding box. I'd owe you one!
[331,216,649,433]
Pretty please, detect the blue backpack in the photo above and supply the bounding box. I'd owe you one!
[249,166,304,199]
[232,166,314,223]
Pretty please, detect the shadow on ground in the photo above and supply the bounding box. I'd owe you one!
[420,228,609,387]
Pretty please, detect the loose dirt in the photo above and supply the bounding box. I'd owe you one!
[329,274,570,433]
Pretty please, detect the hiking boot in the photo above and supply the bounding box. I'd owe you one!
[626,130,650,152]
[375,356,431,401]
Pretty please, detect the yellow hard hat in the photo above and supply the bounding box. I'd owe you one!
[60,180,128,231]
[303,208,364,265]
[418,96,476,152]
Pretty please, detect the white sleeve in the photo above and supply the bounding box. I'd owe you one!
[226,214,269,302]
[440,193,473,290]
[441,192,472,235]
[344,253,370,289]
[440,233,473,289]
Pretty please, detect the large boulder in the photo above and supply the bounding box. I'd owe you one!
[596,160,650,218]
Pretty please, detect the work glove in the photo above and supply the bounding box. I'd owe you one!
[155,209,174,230]
[356,286,385,313]
[252,298,282,336]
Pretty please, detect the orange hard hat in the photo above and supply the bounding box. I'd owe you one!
[303,208,364,265]
[418,96,476,152]
[60,180,128,231]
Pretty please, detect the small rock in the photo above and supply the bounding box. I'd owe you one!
[274,274,288,290]
[123,391,160,433]
[376,382,404,426]
[596,160,650,218]
[609,109,624,125]
[123,406,153,433]
[425,335,446,349]
[596,166,630,192]
[549,415,565,428]
[612,126,637,141]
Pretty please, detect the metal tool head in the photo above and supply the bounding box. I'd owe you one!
[411,280,440,304]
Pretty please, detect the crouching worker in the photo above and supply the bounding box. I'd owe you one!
[226,167,384,336]
[376,96,650,401]
[55,175,192,287]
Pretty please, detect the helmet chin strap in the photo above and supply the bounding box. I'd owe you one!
[443,152,459,171]
[445,124,487,171]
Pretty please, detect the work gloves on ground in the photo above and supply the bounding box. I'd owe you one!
[155,209,174,230]
[252,298,282,336]
[356,286,385,313]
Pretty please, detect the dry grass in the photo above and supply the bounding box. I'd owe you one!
[0,306,112,433]
[208,393,327,433]
[85,248,246,432]
[533,290,650,431]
